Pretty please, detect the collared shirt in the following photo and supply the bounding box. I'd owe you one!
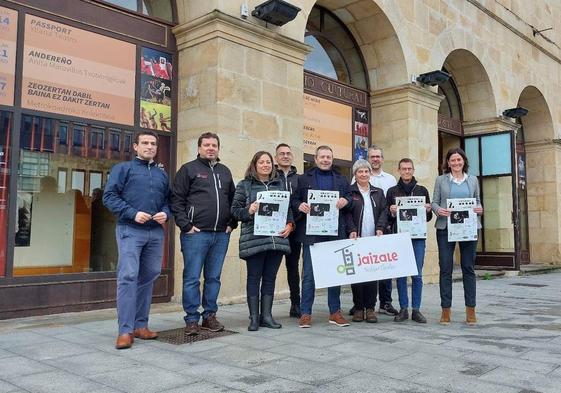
[369,170,397,196]
[360,189,376,236]
[449,172,468,185]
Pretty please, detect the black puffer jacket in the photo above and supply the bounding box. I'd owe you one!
[231,175,293,260]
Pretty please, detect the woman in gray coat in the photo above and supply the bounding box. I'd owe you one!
[231,151,294,331]
[432,148,483,326]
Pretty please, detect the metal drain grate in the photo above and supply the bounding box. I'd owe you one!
[157,327,238,345]
[509,283,547,288]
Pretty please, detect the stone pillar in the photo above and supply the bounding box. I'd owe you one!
[172,11,310,302]
[525,140,561,264]
[371,84,443,283]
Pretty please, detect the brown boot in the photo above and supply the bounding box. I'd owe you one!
[115,333,134,349]
[466,306,477,325]
[133,327,158,340]
[439,308,451,325]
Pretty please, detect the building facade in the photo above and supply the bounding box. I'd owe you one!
[1,0,560,318]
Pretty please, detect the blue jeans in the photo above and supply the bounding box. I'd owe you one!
[436,229,477,308]
[116,224,164,335]
[245,250,283,297]
[396,239,426,310]
[180,231,231,323]
[301,245,341,315]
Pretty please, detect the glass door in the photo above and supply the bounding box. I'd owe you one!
[465,131,519,270]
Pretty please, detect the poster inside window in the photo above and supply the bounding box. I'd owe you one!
[139,47,172,132]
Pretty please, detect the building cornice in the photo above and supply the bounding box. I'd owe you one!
[463,117,521,135]
[173,10,311,65]
[371,83,443,111]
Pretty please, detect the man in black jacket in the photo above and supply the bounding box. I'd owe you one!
[274,143,301,318]
[386,158,433,323]
[171,132,237,335]
[291,145,352,328]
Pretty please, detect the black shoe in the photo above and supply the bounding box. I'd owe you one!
[289,304,301,318]
[348,306,356,316]
[393,308,409,322]
[412,309,427,324]
[260,295,282,329]
[379,303,399,316]
[247,296,259,331]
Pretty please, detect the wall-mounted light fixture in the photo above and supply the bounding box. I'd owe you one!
[502,107,529,118]
[416,70,451,86]
[252,0,301,26]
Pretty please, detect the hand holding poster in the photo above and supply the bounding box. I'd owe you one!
[447,198,478,242]
[306,190,339,236]
[309,233,417,288]
[253,191,290,236]
[396,196,427,239]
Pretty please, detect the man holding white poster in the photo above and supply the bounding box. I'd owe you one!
[291,145,352,328]
[386,158,432,323]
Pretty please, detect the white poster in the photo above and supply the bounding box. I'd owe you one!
[253,191,290,236]
[447,198,478,242]
[309,233,418,288]
[306,190,339,236]
[396,196,427,239]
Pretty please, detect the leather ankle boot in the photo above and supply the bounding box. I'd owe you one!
[440,308,451,325]
[247,296,259,331]
[466,306,477,325]
[260,294,282,329]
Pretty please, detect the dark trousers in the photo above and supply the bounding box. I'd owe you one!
[245,250,284,298]
[284,236,301,305]
[436,229,477,308]
[351,281,378,309]
[378,279,393,305]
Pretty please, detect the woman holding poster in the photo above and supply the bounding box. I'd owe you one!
[344,159,388,323]
[432,148,484,325]
[231,151,294,332]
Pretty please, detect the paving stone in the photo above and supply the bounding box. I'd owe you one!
[0,350,13,360]
[0,356,54,379]
[0,331,56,349]
[250,356,356,386]
[0,379,21,393]
[7,370,111,393]
[90,365,196,393]
[160,380,240,392]
[321,371,444,393]
[410,370,520,393]
[45,350,140,375]
[460,351,558,374]
[479,366,561,393]
[7,339,95,361]
[195,344,287,368]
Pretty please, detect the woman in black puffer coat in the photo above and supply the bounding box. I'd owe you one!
[231,151,294,331]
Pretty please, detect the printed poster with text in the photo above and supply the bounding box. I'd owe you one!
[303,93,352,160]
[0,7,18,106]
[22,15,135,125]
[139,47,172,131]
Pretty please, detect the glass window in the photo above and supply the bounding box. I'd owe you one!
[104,0,137,11]
[142,0,173,22]
[305,6,367,90]
[464,137,480,176]
[481,133,511,176]
[0,112,11,277]
[13,115,147,276]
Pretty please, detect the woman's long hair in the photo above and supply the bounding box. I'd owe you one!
[244,151,276,180]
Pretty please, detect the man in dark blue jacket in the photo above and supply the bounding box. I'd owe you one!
[291,145,352,328]
[103,131,170,349]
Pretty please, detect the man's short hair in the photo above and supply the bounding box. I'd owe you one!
[398,158,414,169]
[198,132,220,148]
[276,143,291,151]
[134,130,159,145]
[315,145,333,156]
[368,145,384,158]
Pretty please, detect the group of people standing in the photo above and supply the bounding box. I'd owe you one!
[102,131,483,349]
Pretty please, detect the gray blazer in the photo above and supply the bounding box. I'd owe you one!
[431,174,482,230]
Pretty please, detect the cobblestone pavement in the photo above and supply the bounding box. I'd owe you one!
[1,272,560,392]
